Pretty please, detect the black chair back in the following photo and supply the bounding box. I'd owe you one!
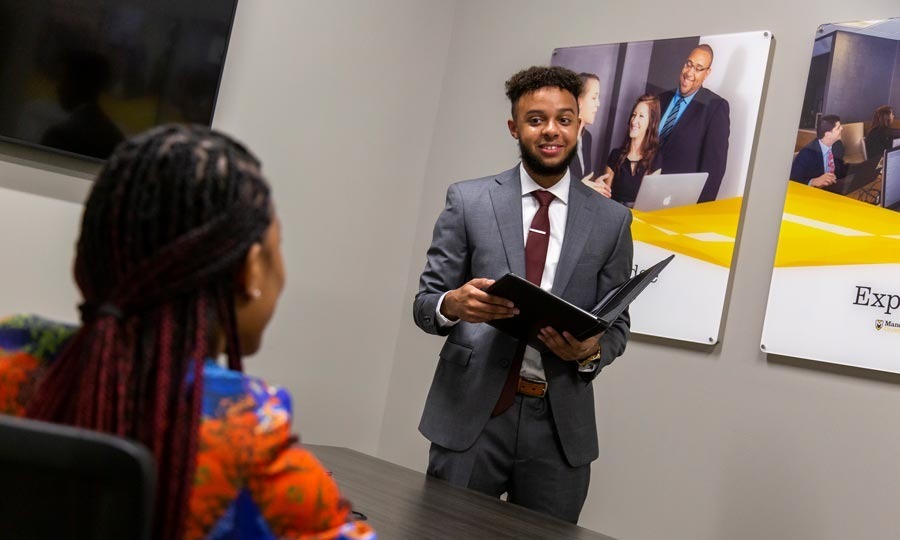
[0,414,155,540]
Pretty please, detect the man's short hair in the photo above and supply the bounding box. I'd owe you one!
[576,72,600,96]
[817,114,841,139]
[695,44,714,67]
[505,66,582,117]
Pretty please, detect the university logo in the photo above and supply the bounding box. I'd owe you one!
[872,318,900,332]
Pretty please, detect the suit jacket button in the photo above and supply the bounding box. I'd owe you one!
[500,359,510,367]
[424,316,432,323]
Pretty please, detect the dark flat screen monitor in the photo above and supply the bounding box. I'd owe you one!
[0,0,238,161]
[883,147,900,211]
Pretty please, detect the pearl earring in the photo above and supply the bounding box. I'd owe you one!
[249,289,262,299]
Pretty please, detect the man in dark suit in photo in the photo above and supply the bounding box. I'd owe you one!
[570,72,601,183]
[789,114,846,188]
[414,66,633,523]
[657,44,730,203]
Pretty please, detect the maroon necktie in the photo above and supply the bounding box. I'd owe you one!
[826,149,835,174]
[492,190,555,416]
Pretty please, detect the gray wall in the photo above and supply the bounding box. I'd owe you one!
[826,31,897,123]
[3,1,900,540]
[379,2,900,540]
[208,0,454,454]
[891,41,900,112]
[646,36,699,97]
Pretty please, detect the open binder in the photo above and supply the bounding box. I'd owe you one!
[485,255,674,349]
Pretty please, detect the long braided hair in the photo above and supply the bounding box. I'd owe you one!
[27,124,273,539]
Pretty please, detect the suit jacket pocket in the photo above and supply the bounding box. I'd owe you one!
[439,340,472,367]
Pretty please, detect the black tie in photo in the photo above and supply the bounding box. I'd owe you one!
[492,190,555,417]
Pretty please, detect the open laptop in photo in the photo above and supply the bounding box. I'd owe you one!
[632,172,708,211]
[823,158,879,195]
[882,147,900,211]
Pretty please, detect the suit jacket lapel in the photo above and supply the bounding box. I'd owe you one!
[551,180,595,297]
[490,167,526,277]
[582,130,594,176]
[570,152,584,181]
[659,91,674,112]
[812,140,825,176]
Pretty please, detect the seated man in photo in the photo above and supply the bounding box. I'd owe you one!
[790,114,847,188]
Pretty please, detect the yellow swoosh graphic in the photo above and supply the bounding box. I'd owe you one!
[632,197,742,267]
[773,182,900,267]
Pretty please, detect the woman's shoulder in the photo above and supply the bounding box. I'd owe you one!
[0,314,77,361]
[201,363,293,424]
[190,366,379,539]
[607,147,623,164]
[0,314,78,415]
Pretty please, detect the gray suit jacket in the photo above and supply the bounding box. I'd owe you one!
[413,166,633,467]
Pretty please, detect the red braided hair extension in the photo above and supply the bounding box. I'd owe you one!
[26,125,271,540]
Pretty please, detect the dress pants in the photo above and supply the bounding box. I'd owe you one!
[427,392,591,524]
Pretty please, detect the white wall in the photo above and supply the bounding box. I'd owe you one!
[0,141,95,322]
[0,185,83,322]
[380,2,900,540]
[701,31,772,198]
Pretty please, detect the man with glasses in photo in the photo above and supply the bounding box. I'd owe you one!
[657,44,730,203]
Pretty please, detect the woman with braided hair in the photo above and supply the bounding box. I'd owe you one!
[0,125,374,540]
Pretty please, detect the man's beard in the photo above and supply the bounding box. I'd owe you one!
[519,140,577,178]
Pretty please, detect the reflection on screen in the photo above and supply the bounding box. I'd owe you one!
[884,148,900,210]
[0,0,237,160]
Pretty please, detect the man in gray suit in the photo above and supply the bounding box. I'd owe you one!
[413,66,633,523]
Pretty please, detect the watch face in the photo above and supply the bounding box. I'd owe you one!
[578,353,599,368]
[577,360,598,372]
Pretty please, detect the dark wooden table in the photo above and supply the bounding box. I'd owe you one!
[308,444,618,540]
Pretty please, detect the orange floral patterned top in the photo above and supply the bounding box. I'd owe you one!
[0,314,375,540]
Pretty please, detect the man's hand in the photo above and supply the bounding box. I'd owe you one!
[441,278,519,323]
[537,327,602,361]
[582,174,612,198]
[810,173,837,188]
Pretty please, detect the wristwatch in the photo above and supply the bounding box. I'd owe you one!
[577,346,602,368]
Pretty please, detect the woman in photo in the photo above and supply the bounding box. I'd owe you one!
[865,105,900,162]
[590,94,662,207]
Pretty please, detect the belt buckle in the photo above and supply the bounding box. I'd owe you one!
[517,377,547,398]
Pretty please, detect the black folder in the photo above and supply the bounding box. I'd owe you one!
[484,255,674,349]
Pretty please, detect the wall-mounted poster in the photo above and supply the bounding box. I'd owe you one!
[552,31,772,344]
[762,18,900,372]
